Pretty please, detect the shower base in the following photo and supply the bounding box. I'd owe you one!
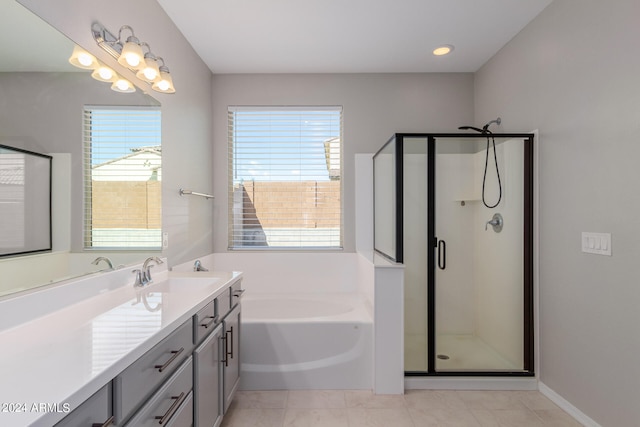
[405,333,520,372]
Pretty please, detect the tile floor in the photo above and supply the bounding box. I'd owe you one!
[221,389,582,427]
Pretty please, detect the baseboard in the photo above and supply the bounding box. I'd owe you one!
[405,376,538,391]
[538,382,601,427]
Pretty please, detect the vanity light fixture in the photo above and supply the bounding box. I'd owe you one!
[117,26,145,68]
[90,61,118,82]
[111,77,136,93]
[92,21,176,94]
[135,44,161,83]
[68,45,98,69]
[151,57,176,94]
[69,44,136,93]
[433,44,455,56]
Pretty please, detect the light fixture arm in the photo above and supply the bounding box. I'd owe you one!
[117,25,137,43]
[140,42,153,57]
[92,22,122,58]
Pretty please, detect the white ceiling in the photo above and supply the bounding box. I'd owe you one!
[157,0,553,74]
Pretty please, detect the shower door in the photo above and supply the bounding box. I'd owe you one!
[432,135,533,373]
[376,133,534,376]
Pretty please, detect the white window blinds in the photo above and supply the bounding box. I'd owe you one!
[83,106,162,249]
[228,106,343,249]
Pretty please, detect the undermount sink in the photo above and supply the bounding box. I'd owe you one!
[150,275,220,292]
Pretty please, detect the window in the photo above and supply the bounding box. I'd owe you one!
[83,106,162,249]
[228,106,342,249]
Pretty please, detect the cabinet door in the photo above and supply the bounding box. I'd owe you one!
[54,384,112,427]
[194,324,223,427]
[223,304,241,413]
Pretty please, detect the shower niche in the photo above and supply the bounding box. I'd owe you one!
[374,132,534,376]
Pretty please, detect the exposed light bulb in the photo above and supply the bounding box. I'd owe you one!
[118,37,145,70]
[115,79,129,91]
[111,77,135,93]
[69,45,98,70]
[124,52,141,67]
[152,67,175,93]
[78,52,94,67]
[98,67,113,80]
[143,67,158,81]
[157,80,170,91]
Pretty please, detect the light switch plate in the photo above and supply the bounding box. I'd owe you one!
[582,232,611,256]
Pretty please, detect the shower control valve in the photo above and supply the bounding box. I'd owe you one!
[485,213,503,233]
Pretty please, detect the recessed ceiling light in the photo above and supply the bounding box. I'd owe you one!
[433,45,454,56]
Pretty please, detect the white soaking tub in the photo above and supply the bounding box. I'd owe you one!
[240,293,373,390]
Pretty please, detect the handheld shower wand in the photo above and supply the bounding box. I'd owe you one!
[457,117,503,208]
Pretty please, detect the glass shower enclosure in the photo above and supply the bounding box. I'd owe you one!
[374,133,534,375]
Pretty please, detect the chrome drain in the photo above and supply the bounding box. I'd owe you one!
[437,354,450,360]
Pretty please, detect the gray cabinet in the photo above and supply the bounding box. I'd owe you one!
[123,357,193,427]
[54,384,112,427]
[114,319,193,424]
[53,279,242,427]
[194,300,218,345]
[222,304,241,413]
[193,323,224,427]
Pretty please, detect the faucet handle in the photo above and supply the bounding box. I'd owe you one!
[485,213,504,232]
[144,265,155,283]
[132,269,145,287]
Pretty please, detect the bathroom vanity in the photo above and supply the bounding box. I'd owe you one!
[0,263,242,427]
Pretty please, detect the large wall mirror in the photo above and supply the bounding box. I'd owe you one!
[0,1,162,298]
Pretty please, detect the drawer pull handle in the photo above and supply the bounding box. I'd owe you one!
[233,289,245,298]
[154,348,184,373]
[201,315,219,329]
[227,326,234,359]
[92,416,114,427]
[155,392,185,425]
[221,335,228,367]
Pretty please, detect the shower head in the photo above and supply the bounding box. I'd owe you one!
[458,117,501,134]
[482,117,501,132]
[458,125,484,133]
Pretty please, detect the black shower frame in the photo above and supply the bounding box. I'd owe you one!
[373,132,535,377]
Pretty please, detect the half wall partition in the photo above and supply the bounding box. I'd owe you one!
[374,133,534,376]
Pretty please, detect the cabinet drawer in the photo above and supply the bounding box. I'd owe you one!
[230,280,244,309]
[219,279,244,321]
[165,391,193,427]
[194,299,218,344]
[124,357,193,427]
[114,319,193,423]
[55,383,111,427]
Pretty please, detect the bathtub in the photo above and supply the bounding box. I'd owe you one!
[240,293,373,390]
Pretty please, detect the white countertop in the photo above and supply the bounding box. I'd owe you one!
[0,268,242,427]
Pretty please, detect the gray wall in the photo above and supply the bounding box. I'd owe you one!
[212,73,474,252]
[19,0,214,267]
[475,0,640,424]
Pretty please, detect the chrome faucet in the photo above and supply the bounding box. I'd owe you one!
[132,269,146,287]
[142,256,164,284]
[193,260,208,272]
[91,256,114,270]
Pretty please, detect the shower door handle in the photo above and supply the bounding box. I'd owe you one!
[437,239,446,270]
